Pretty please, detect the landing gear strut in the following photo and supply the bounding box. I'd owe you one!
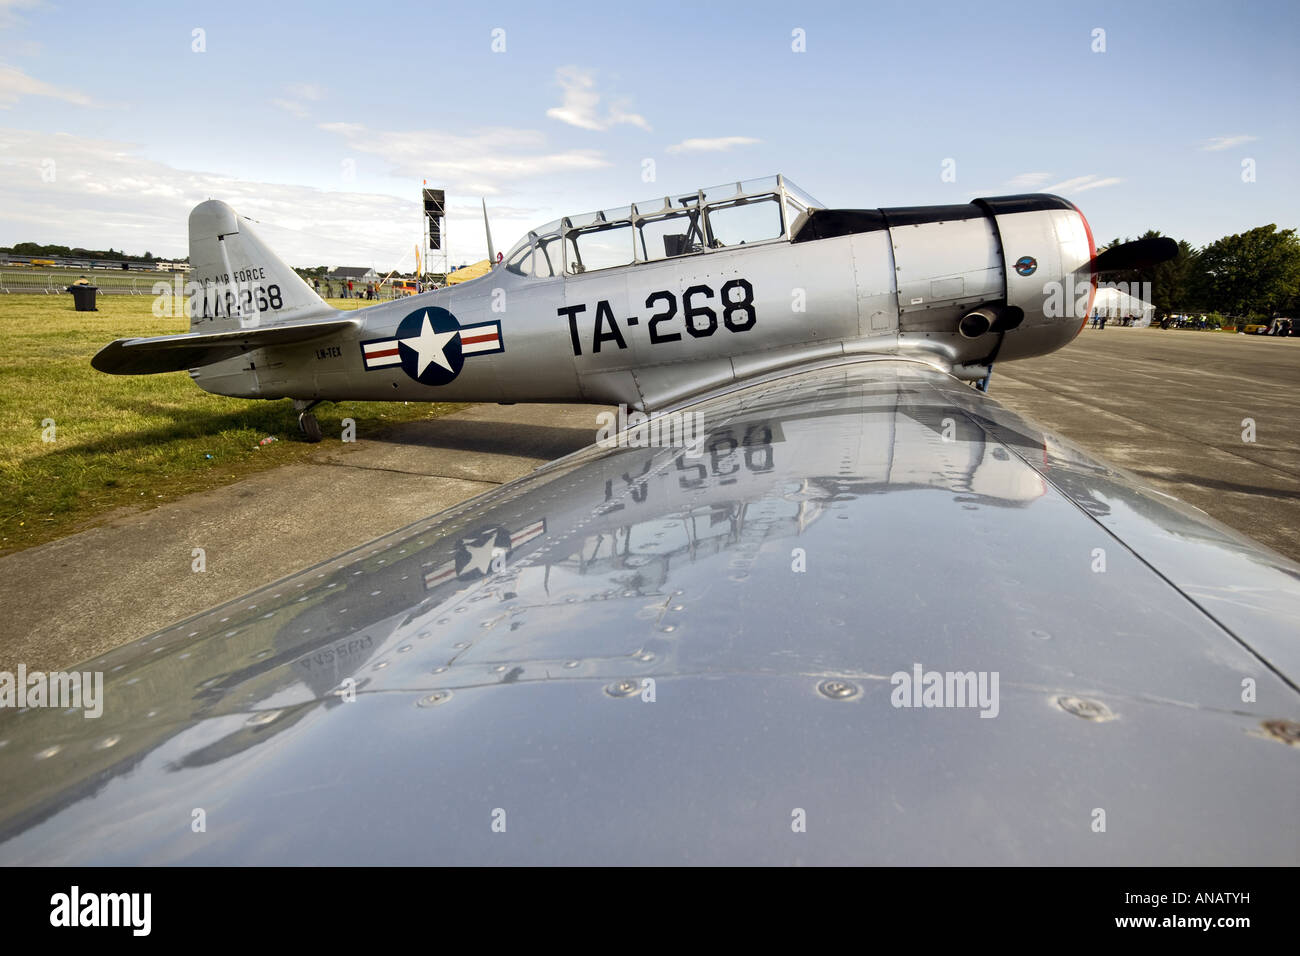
[293,399,324,443]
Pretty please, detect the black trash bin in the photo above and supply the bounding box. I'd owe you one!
[67,284,98,312]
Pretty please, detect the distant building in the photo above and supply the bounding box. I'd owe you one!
[327,266,377,282]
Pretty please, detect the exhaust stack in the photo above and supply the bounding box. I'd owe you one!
[958,305,1025,338]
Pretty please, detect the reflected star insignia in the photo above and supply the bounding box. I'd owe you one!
[459,534,501,577]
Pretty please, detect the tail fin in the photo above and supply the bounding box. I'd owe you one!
[188,200,329,331]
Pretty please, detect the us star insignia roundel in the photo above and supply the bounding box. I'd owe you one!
[360,307,503,386]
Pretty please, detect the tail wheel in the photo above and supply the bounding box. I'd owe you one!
[298,412,322,443]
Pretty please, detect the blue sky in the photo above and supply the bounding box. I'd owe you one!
[0,0,1295,267]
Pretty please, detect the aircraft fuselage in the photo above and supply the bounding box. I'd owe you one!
[191,193,1095,411]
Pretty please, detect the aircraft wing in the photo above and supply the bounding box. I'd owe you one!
[1,357,1297,864]
[91,316,360,374]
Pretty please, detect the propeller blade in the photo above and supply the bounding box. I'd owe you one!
[1090,236,1178,273]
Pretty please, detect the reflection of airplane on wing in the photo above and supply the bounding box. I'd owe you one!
[2,362,1296,864]
[423,521,546,589]
[90,175,1175,440]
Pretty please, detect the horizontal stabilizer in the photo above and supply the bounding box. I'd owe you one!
[91,317,359,375]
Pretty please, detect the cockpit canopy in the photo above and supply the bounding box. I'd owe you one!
[504,175,823,278]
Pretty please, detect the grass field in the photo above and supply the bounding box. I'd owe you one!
[0,295,464,555]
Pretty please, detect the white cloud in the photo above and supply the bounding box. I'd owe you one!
[1005,172,1052,188]
[0,64,94,108]
[665,136,760,154]
[1042,174,1123,194]
[272,83,326,119]
[1200,134,1257,151]
[286,82,324,101]
[319,121,610,190]
[0,0,43,29]
[272,98,310,119]
[0,127,547,266]
[545,66,650,132]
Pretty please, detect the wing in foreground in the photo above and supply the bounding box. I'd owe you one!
[1,358,1296,864]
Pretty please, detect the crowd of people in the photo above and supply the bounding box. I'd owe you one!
[1088,311,1142,329]
[1087,310,1296,334]
[311,278,382,300]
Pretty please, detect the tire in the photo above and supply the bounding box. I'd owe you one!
[299,413,323,443]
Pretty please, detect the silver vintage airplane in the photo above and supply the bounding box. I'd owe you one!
[93,175,1173,438]
[4,177,1294,865]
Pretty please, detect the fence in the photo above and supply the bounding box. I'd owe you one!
[2,268,430,303]
[0,268,185,296]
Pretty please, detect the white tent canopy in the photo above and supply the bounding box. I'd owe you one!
[1092,285,1154,326]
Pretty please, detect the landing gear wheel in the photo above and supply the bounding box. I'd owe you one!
[298,412,322,443]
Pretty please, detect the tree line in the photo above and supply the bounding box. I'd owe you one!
[1,242,188,264]
[1102,224,1299,322]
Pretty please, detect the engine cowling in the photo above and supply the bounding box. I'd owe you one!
[877,194,1096,370]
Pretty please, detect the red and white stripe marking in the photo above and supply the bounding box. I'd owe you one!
[423,562,457,589]
[509,520,545,549]
[362,339,402,369]
[460,325,501,355]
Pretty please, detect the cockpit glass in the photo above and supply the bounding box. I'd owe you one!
[637,208,708,260]
[504,176,821,276]
[567,221,633,274]
[633,196,670,215]
[783,179,825,212]
[738,175,780,195]
[706,197,784,247]
[534,235,561,278]
[505,244,533,276]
